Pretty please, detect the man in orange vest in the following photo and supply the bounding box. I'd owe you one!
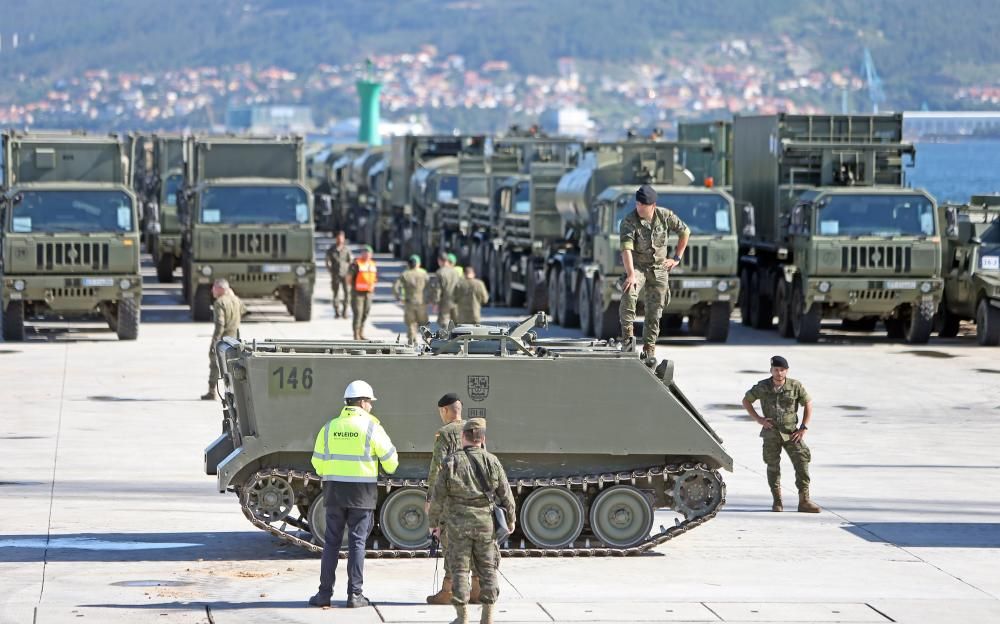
[348,245,377,340]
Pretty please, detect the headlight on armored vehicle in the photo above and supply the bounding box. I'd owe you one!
[818,281,831,293]
[716,281,729,292]
[295,265,307,277]
[13,279,26,292]
[920,281,933,294]
[201,265,213,277]
[119,279,132,290]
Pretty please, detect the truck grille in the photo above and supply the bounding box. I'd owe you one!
[855,289,898,300]
[842,245,910,273]
[229,273,281,283]
[221,233,287,259]
[36,243,109,270]
[46,287,98,298]
[668,245,708,271]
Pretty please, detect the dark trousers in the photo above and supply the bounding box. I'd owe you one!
[317,497,373,597]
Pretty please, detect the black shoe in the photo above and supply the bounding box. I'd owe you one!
[346,593,371,608]
[308,593,332,607]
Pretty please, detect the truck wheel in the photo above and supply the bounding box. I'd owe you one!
[2,301,26,341]
[705,302,731,343]
[905,305,933,344]
[578,276,594,336]
[791,283,820,343]
[547,268,561,324]
[558,270,578,328]
[525,265,545,313]
[192,285,213,322]
[976,298,1000,346]
[592,277,619,340]
[936,299,961,338]
[739,269,752,326]
[293,285,313,322]
[504,256,525,308]
[749,272,773,330]
[775,279,793,338]
[116,298,140,340]
[156,253,175,283]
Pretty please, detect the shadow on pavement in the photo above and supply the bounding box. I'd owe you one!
[843,522,1000,547]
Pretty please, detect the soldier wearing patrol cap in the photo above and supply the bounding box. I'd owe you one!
[429,418,516,624]
[742,356,821,513]
[618,184,690,363]
[392,254,429,346]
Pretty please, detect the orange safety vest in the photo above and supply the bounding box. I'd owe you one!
[354,259,377,293]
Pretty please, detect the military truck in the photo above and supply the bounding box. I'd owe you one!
[548,142,740,342]
[937,195,1000,345]
[205,313,730,555]
[135,134,187,282]
[327,144,368,235]
[345,147,386,245]
[179,135,314,322]
[408,156,460,270]
[678,120,732,188]
[0,130,141,340]
[734,114,942,343]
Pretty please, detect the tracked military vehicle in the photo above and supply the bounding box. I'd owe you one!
[205,314,730,557]
[1,130,141,340]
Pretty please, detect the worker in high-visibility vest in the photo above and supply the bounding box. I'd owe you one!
[347,245,377,340]
[309,380,398,609]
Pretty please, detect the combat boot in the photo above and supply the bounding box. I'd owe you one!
[770,487,783,512]
[200,386,216,401]
[353,329,361,340]
[621,330,636,352]
[469,576,481,604]
[479,603,495,624]
[450,603,468,624]
[426,576,453,605]
[640,346,657,367]
[797,489,821,513]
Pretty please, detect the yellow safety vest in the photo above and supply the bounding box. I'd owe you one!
[311,406,399,482]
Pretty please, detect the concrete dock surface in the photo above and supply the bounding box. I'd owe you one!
[2,249,998,624]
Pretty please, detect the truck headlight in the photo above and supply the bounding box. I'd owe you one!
[13,279,26,292]
[919,281,933,294]
[201,265,213,277]
[119,279,132,290]
[716,281,729,292]
[295,265,307,277]
[818,281,831,293]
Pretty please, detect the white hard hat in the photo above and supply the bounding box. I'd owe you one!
[344,380,376,401]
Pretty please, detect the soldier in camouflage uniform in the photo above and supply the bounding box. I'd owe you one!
[742,355,821,513]
[201,279,247,400]
[392,254,429,346]
[423,393,482,605]
[428,418,516,624]
[619,184,690,363]
[324,230,353,318]
[455,266,490,325]
[433,253,461,329]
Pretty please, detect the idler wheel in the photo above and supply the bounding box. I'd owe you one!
[589,485,654,548]
[520,487,585,549]
[670,467,723,519]
[379,488,432,549]
[244,474,295,523]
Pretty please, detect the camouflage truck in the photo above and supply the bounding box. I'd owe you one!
[0,130,141,341]
[179,135,314,322]
[136,134,187,282]
[465,148,523,296]
[678,120,732,188]
[550,142,740,342]
[937,195,1000,345]
[327,144,368,236]
[205,313,730,555]
[345,147,387,245]
[734,114,942,343]
[409,156,459,271]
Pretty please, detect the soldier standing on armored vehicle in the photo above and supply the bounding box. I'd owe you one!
[325,230,352,318]
[434,252,461,328]
[456,266,489,325]
[424,393,482,605]
[741,356,821,514]
[392,254,429,346]
[619,185,690,363]
[429,418,516,624]
[347,245,377,340]
[202,279,246,401]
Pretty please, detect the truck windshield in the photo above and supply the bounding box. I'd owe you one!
[163,174,183,206]
[9,190,134,233]
[200,186,309,225]
[816,194,936,237]
[614,195,732,235]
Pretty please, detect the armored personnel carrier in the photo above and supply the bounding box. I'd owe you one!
[205,314,730,557]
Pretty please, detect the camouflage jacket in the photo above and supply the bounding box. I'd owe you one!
[212,291,247,342]
[432,266,461,305]
[744,377,811,434]
[325,244,353,276]
[619,206,690,268]
[392,267,429,305]
[456,278,489,321]
[426,419,464,504]
[428,446,516,538]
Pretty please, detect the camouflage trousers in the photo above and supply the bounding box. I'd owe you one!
[446,531,499,605]
[331,274,348,315]
[438,300,459,329]
[619,265,670,349]
[403,303,429,345]
[351,292,372,336]
[207,342,220,390]
[762,429,812,491]
[438,525,481,578]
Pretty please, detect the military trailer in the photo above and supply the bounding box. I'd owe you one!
[734,114,942,343]
[135,134,187,282]
[0,130,141,340]
[937,195,1000,345]
[205,314,730,556]
[179,135,314,321]
[550,142,740,342]
[678,120,732,188]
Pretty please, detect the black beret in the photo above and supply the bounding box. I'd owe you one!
[636,184,657,205]
[437,392,460,408]
[770,355,789,369]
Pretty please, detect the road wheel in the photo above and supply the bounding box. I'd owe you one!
[976,298,1000,346]
[791,282,820,343]
[936,299,961,338]
[739,268,752,326]
[156,253,175,283]
[775,279,793,338]
[589,485,654,548]
[192,285,213,322]
[2,300,26,341]
[116,298,140,340]
[905,304,933,344]
[705,302,731,342]
[592,277,619,340]
[578,275,594,336]
[520,487,585,549]
[379,488,432,549]
[292,285,313,322]
[547,268,561,324]
[749,272,773,329]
